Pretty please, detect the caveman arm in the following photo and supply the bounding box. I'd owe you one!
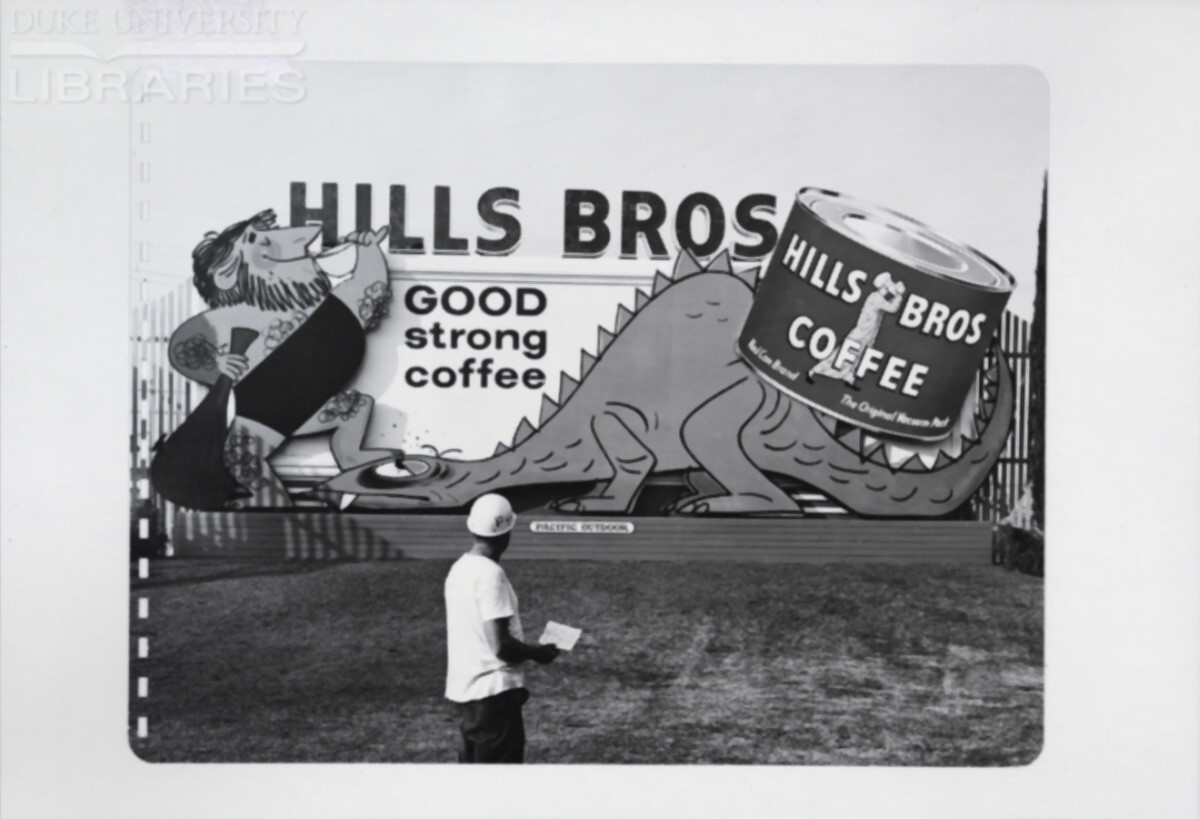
[329,226,393,332]
[167,312,247,385]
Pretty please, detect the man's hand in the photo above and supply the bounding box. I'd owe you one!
[215,351,250,382]
[533,644,560,665]
[342,226,389,247]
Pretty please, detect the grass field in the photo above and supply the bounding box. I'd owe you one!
[130,559,1042,765]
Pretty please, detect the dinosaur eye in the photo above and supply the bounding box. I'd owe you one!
[246,231,257,244]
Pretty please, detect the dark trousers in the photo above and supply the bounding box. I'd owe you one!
[456,687,529,763]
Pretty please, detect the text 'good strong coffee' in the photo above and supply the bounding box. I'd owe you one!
[737,188,1014,441]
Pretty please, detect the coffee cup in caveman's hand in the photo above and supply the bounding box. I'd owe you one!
[315,242,358,278]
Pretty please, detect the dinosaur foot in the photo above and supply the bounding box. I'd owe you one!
[552,495,633,514]
[670,493,801,516]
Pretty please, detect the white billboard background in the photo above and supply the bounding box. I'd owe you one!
[131,63,1047,461]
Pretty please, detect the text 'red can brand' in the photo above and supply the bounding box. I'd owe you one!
[737,188,1014,441]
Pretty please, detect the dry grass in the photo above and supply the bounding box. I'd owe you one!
[130,559,1042,765]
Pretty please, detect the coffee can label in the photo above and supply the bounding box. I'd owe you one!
[737,188,1014,441]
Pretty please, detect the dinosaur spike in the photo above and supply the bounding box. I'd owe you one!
[833,420,856,440]
[706,248,733,275]
[597,326,614,353]
[580,349,596,377]
[735,266,761,290]
[558,372,579,403]
[512,417,536,447]
[635,289,651,310]
[899,454,927,473]
[861,435,885,460]
[673,249,702,279]
[538,395,558,425]
[494,441,510,456]
[614,304,634,332]
[652,271,672,295]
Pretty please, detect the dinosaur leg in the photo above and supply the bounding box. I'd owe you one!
[665,469,724,513]
[553,412,656,513]
[223,417,290,508]
[675,377,800,515]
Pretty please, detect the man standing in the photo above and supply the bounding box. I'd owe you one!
[444,494,559,763]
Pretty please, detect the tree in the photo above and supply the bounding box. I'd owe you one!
[1028,175,1047,529]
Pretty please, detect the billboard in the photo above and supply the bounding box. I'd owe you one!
[130,63,1045,529]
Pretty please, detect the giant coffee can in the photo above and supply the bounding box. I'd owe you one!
[737,188,1015,441]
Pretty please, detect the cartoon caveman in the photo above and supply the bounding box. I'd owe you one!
[164,209,394,507]
[807,272,905,388]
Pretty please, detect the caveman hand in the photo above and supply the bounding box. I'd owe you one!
[342,226,389,247]
[215,351,250,382]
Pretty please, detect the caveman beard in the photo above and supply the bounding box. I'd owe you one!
[233,263,332,312]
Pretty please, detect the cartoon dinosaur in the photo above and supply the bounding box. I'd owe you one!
[321,250,1013,517]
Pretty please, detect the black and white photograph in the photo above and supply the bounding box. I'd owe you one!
[123,62,1047,766]
[1,1,1197,817]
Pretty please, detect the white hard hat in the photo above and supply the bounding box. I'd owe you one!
[467,494,517,537]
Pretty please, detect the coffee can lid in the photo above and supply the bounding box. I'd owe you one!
[798,188,1015,293]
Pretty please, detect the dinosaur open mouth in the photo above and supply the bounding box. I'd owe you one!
[813,347,1005,472]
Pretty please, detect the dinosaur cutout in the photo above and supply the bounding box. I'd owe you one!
[321,249,1015,517]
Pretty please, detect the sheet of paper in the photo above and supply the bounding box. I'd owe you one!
[539,621,582,651]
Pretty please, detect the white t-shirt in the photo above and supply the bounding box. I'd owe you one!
[444,553,526,703]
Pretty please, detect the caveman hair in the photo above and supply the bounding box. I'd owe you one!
[191,209,278,307]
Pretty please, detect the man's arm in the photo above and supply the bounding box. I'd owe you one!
[330,226,392,331]
[483,617,559,665]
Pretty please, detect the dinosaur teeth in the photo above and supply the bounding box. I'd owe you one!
[558,372,579,403]
[513,417,536,447]
[917,449,941,470]
[861,435,885,461]
[832,420,856,440]
[866,445,891,468]
[673,249,702,279]
[580,349,596,378]
[597,326,614,354]
[635,289,651,310]
[940,429,965,460]
[836,425,862,451]
[884,441,916,469]
[614,304,634,332]
[651,271,672,295]
[538,395,559,425]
